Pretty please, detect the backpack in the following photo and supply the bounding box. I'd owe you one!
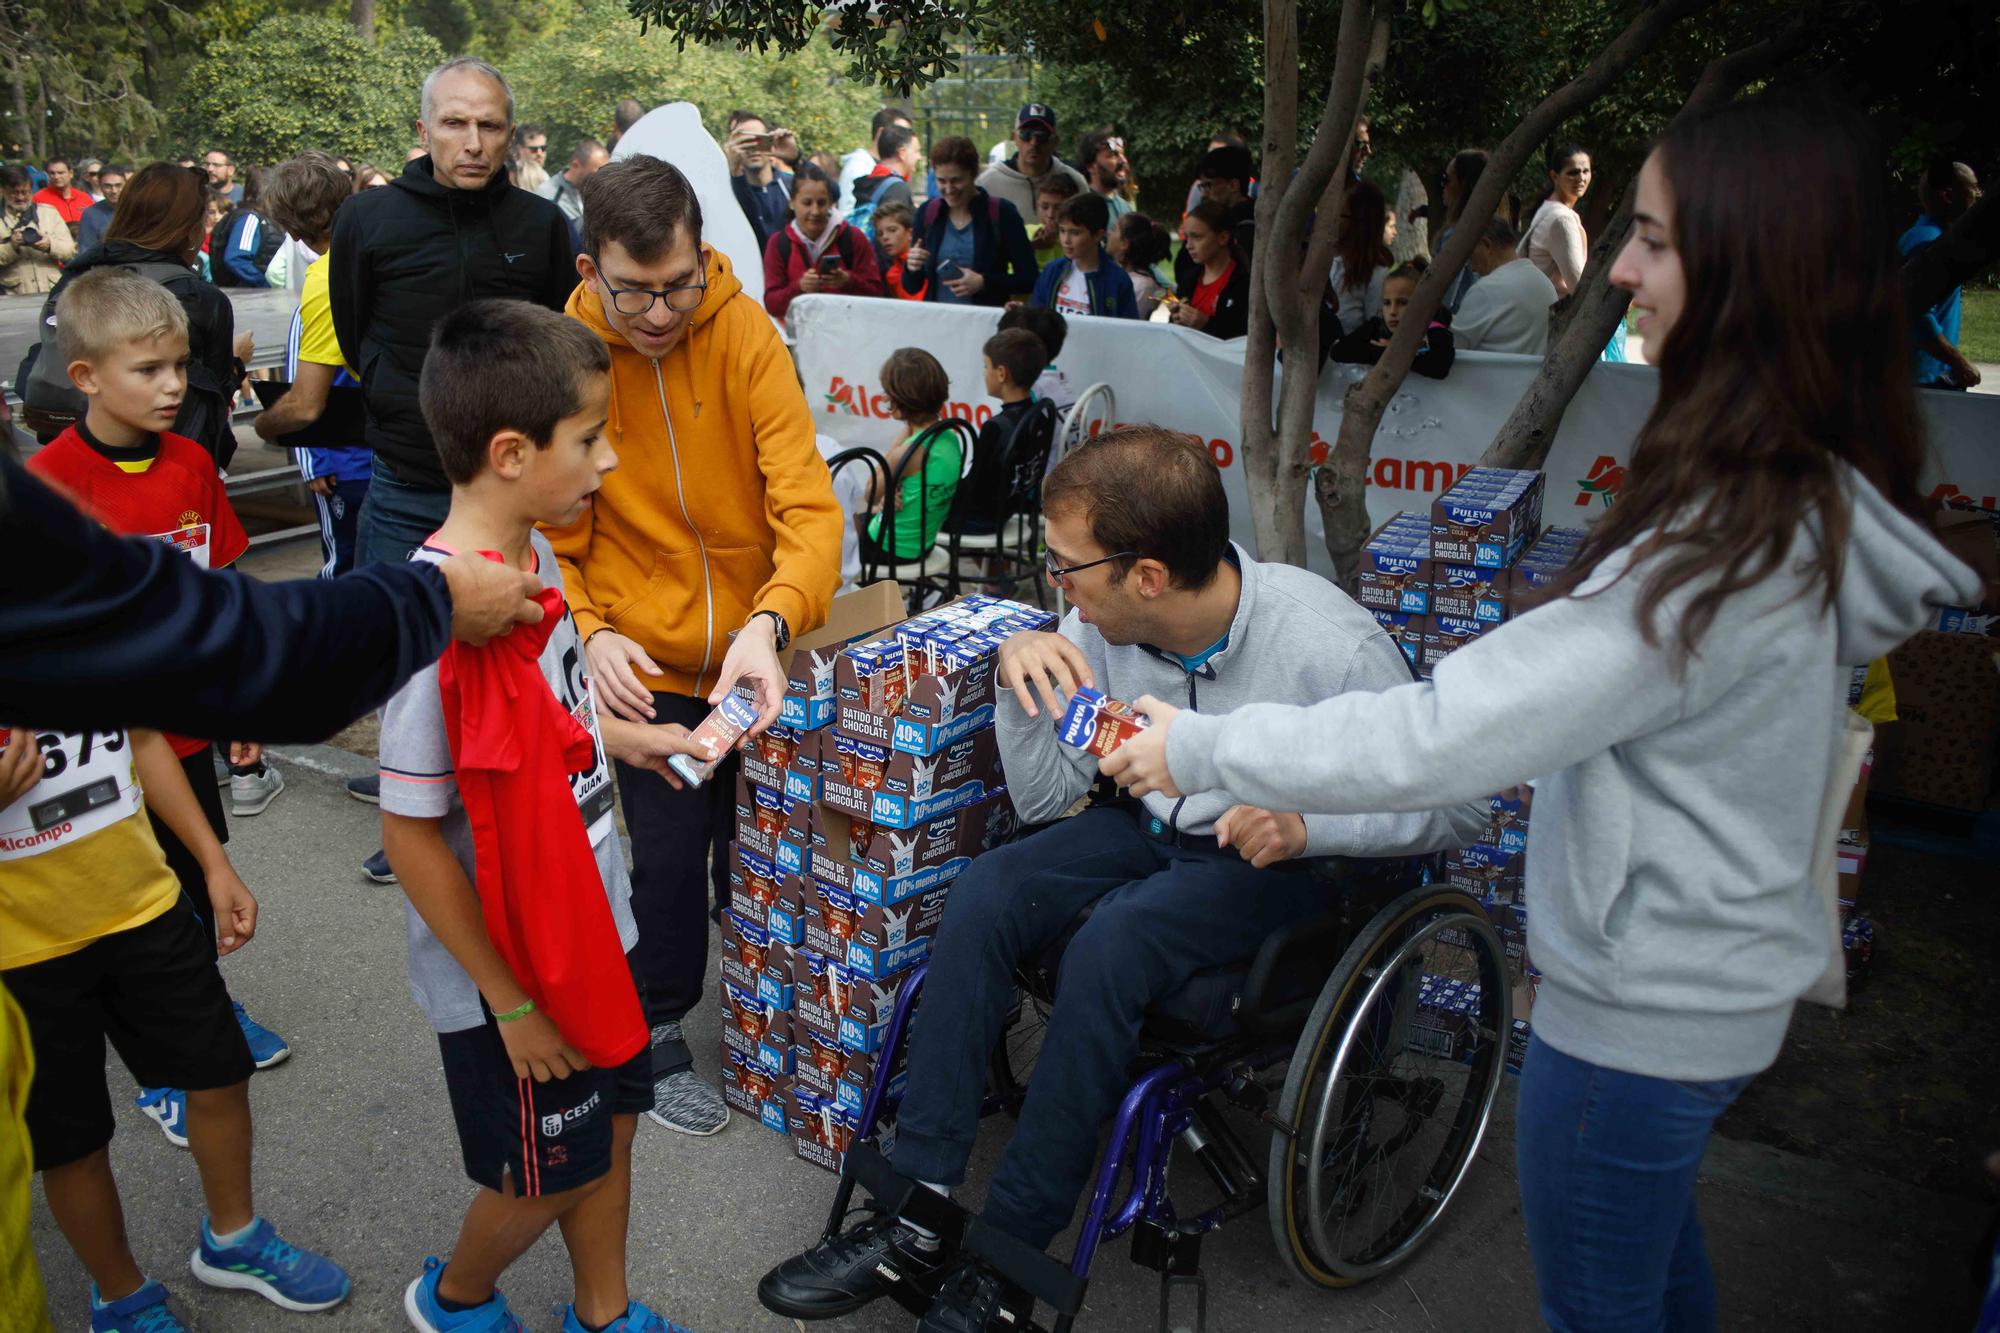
[207,207,284,289]
[846,172,906,242]
[17,260,237,466]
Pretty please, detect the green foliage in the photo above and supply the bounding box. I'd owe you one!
[506,0,882,161]
[624,0,985,94]
[173,15,444,165]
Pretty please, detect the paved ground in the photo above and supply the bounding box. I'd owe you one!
[26,750,1994,1333]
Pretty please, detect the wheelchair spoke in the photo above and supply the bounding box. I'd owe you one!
[1286,898,1511,1281]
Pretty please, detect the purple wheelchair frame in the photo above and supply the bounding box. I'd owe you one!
[843,959,1293,1331]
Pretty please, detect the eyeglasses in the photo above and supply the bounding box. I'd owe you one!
[525,143,548,154]
[1019,128,1053,145]
[204,159,229,169]
[1045,549,1139,584]
[601,274,707,316]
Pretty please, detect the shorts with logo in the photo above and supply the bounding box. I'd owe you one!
[436,953,651,1196]
[7,899,254,1170]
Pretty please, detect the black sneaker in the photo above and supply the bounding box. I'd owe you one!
[757,1209,951,1319]
[917,1254,1034,1333]
[346,774,380,805]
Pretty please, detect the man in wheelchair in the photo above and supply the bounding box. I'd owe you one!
[759,426,1487,1331]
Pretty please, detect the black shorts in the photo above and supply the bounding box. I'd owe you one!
[6,899,253,1170]
[150,750,229,951]
[437,958,652,1197]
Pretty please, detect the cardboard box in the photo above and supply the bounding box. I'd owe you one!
[725,840,783,930]
[1423,559,1508,623]
[834,1042,906,1117]
[719,909,770,997]
[719,1042,786,1125]
[1431,469,1545,567]
[786,1083,857,1174]
[1446,843,1524,902]
[1871,630,2000,811]
[1357,512,1431,613]
[778,582,906,731]
[812,791,1014,906]
[1418,612,1490,673]
[802,877,952,980]
[1369,608,1425,673]
[820,728,1005,829]
[837,647,999,756]
[718,977,782,1069]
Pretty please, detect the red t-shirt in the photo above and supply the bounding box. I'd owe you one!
[28,425,248,758]
[1191,260,1237,318]
[31,186,88,226]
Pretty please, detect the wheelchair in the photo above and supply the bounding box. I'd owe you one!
[810,836,1515,1333]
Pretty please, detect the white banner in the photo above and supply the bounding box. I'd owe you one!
[789,296,2000,576]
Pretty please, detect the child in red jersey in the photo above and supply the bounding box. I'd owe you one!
[25,266,294,1148]
[13,266,346,1333]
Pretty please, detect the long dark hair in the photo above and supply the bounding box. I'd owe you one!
[1562,95,1926,661]
[1334,180,1391,293]
[1117,211,1172,271]
[105,162,206,256]
[1185,200,1241,264]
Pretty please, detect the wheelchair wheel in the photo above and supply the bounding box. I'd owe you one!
[988,990,1050,1117]
[1267,884,1511,1286]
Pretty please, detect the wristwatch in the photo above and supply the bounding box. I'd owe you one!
[750,610,791,652]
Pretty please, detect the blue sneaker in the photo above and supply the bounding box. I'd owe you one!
[190,1216,350,1312]
[90,1278,187,1332]
[233,1000,291,1069]
[363,848,399,884]
[135,1087,188,1148]
[560,1299,700,1333]
[406,1256,528,1331]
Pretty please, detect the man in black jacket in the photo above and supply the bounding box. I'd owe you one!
[330,55,576,569]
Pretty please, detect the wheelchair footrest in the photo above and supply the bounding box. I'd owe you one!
[838,1140,969,1247]
[964,1217,1089,1319]
[1132,1223,1207,1333]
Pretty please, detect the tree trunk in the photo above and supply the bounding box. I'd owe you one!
[1315,0,1715,585]
[1481,25,1811,471]
[1240,0,1383,567]
[352,0,377,42]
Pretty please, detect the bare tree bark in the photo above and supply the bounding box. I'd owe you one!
[1240,0,1385,567]
[1314,0,1715,584]
[1482,26,1812,470]
[352,0,377,43]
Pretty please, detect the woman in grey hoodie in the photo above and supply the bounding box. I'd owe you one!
[1102,95,1985,1331]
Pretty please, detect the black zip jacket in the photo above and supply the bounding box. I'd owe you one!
[0,451,452,737]
[329,155,577,490]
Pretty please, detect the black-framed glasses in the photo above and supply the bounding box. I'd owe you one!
[601,276,707,316]
[1046,549,1139,583]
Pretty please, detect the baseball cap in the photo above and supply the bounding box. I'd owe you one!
[1017,103,1057,132]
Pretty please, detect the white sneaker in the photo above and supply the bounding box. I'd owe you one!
[230,762,285,816]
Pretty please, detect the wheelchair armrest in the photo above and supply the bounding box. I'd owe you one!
[1234,854,1438,1043]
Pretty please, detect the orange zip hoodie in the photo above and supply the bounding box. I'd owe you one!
[543,245,842,698]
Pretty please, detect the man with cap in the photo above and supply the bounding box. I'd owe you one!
[977,103,1089,222]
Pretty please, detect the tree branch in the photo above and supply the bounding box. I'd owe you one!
[1318,0,1716,581]
[1481,20,1810,470]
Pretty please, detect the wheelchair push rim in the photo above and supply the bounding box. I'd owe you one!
[1268,886,1511,1286]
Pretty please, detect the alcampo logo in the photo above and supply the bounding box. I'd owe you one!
[1575,455,1626,507]
[823,376,995,427]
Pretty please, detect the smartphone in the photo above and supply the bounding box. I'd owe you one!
[748,133,776,151]
[938,259,963,281]
[818,254,844,276]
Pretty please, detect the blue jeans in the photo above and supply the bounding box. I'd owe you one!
[1516,1034,1754,1332]
[356,458,450,569]
[888,804,1330,1249]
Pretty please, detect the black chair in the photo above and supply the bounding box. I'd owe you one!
[929,398,1060,607]
[846,418,978,613]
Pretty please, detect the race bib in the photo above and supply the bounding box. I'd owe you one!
[568,676,616,845]
[152,522,212,569]
[0,729,143,861]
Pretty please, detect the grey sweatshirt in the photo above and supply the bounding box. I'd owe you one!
[996,544,1489,858]
[976,156,1090,224]
[1168,476,1984,1081]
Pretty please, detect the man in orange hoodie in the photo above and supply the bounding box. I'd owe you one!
[545,154,842,1137]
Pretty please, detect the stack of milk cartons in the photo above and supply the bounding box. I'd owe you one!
[718,595,1055,1173]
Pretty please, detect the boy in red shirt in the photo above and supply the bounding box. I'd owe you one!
[25,267,292,1149]
[12,266,348,1332]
